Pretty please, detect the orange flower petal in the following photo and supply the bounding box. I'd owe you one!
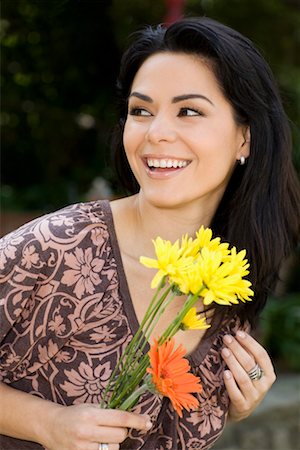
[147,338,202,417]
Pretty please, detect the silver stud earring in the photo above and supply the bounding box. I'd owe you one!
[239,156,246,165]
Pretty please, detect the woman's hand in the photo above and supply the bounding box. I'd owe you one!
[221,330,276,422]
[44,403,152,450]
[0,382,151,450]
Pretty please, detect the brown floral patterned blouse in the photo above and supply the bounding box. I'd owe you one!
[0,200,237,450]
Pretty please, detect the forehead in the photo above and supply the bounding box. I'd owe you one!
[131,51,221,95]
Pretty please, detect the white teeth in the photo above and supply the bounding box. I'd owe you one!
[147,158,189,169]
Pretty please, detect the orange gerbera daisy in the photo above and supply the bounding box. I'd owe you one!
[147,338,202,417]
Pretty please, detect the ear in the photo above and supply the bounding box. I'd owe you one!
[237,126,250,160]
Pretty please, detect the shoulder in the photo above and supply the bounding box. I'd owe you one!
[0,200,117,341]
[0,200,114,276]
[25,199,112,239]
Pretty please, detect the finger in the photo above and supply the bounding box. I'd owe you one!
[95,444,119,450]
[235,331,276,380]
[221,346,256,395]
[91,426,128,444]
[93,409,152,431]
[223,369,246,404]
[223,370,255,421]
[223,334,256,373]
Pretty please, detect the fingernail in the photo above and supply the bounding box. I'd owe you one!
[224,370,232,380]
[145,420,152,430]
[142,415,152,429]
[223,334,233,344]
[222,348,231,357]
[237,330,246,339]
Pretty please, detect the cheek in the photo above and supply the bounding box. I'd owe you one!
[123,122,143,156]
[123,124,143,180]
[189,134,239,180]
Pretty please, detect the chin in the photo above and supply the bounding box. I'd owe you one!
[141,190,194,210]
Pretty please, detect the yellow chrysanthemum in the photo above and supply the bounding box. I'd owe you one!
[140,229,254,303]
[196,247,254,305]
[196,226,213,246]
[140,237,192,288]
[179,226,230,259]
[180,234,201,258]
[181,307,211,330]
[170,262,203,295]
[225,247,250,277]
[195,226,231,260]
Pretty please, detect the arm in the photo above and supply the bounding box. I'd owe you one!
[0,382,152,450]
[221,330,276,422]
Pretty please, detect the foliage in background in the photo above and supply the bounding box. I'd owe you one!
[1,0,121,211]
[261,293,300,372]
[260,246,300,372]
[1,0,300,212]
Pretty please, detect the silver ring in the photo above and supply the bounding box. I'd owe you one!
[99,444,109,450]
[247,363,264,381]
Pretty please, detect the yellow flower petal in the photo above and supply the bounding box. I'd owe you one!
[140,256,159,269]
[181,307,211,330]
[141,236,194,289]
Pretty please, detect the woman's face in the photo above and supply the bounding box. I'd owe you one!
[123,52,250,213]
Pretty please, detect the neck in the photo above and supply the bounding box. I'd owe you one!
[112,192,218,259]
[138,195,213,237]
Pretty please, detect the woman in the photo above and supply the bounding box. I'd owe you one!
[1,17,299,450]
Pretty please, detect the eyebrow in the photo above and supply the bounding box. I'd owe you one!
[173,94,214,106]
[129,91,214,106]
[129,92,153,102]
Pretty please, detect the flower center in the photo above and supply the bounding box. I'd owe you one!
[85,380,102,394]
[81,264,90,278]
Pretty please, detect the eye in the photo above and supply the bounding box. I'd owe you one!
[129,107,152,117]
[178,107,204,117]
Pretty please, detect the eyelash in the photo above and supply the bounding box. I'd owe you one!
[129,107,151,116]
[178,107,204,117]
[128,106,204,117]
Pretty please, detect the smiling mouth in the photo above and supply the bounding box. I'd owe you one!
[145,158,191,170]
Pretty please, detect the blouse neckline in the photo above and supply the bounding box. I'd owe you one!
[102,199,218,367]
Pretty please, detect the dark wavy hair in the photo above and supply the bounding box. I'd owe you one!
[111,17,300,328]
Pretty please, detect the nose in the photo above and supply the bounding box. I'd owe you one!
[145,114,177,144]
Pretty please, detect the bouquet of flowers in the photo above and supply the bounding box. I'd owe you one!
[101,226,253,417]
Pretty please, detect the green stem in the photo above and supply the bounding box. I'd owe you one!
[102,278,170,405]
[124,288,176,377]
[144,291,177,343]
[118,374,153,411]
[109,356,150,408]
[121,284,174,374]
[160,287,205,343]
[102,282,205,409]
[109,288,201,408]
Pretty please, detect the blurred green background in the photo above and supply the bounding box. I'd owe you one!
[1,0,300,370]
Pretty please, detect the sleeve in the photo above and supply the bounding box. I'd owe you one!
[0,208,75,380]
[0,222,43,342]
[0,202,116,385]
